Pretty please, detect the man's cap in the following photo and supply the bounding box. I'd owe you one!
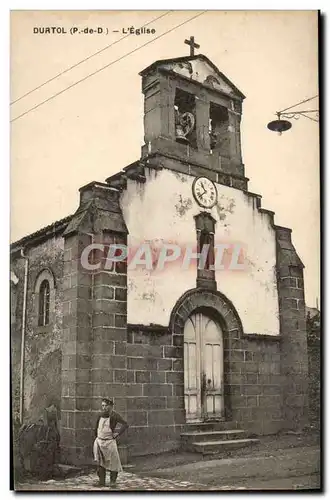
[102,398,114,405]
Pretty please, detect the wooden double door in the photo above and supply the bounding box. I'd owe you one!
[184,312,224,422]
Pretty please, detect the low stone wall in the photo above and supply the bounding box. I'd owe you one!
[307,313,320,426]
[126,326,184,456]
[224,334,283,435]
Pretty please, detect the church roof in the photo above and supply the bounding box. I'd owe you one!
[10,214,72,253]
[139,54,245,99]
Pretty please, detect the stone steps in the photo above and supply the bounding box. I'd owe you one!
[181,429,248,443]
[182,421,239,433]
[181,421,259,455]
[187,438,260,455]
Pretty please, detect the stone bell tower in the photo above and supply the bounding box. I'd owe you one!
[139,38,247,189]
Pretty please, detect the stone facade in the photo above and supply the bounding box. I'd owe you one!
[10,53,310,465]
[59,183,129,464]
[306,310,320,426]
[275,226,309,430]
[11,234,65,423]
[126,324,185,456]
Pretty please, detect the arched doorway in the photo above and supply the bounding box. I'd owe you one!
[184,312,224,422]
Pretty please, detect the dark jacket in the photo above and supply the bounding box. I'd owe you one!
[95,411,129,438]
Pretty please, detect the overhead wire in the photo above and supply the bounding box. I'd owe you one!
[11,11,206,123]
[279,95,319,114]
[10,11,172,105]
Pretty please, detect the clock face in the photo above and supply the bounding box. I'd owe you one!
[192,177,218,208]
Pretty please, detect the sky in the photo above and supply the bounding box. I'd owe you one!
[10,10,319,307]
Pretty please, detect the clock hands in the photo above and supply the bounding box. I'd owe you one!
[200,182,207,195]
[197,182,207,201]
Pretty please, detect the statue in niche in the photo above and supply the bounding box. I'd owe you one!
[178,62,193,75]
[204,75,220,88]
[175,106,195,144]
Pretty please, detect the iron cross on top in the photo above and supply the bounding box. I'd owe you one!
[184,36,200,56]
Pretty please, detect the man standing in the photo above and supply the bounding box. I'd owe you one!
[93,398,129,488]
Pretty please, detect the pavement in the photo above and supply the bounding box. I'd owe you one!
[15,439,321,492]
[15,469,320,492]
[143,446,320,483]
[16,471,242,491]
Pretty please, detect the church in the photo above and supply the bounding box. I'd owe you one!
[11,38,309,465]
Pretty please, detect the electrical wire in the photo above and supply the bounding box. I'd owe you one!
[11,11,172,105]
[11,11,206,124]
[279,95,319,114]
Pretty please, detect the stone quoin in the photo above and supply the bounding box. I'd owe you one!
[11,43,309,465]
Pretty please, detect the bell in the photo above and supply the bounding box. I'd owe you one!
[267,118,292,135]
[176,125,189,144]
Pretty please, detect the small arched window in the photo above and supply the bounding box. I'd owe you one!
[34,269,56,331]
[38,279,50,326]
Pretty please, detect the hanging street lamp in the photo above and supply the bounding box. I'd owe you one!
[267,95,319,135]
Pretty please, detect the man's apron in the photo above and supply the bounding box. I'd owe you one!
[93,417,122,472]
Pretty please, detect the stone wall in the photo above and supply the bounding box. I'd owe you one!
[11,236,64,422]
[126,325,185,456]
[125,322,284,456]
[224,334,283,435]
[307,312,320,426]
[60,182,129,465]
[10,278,21,421]
[60,232,94,465]
[275,226,309,431]
[125,271,309,457]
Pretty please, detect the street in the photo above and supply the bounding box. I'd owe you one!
[16,444,320,491]
[15,471,320,491]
